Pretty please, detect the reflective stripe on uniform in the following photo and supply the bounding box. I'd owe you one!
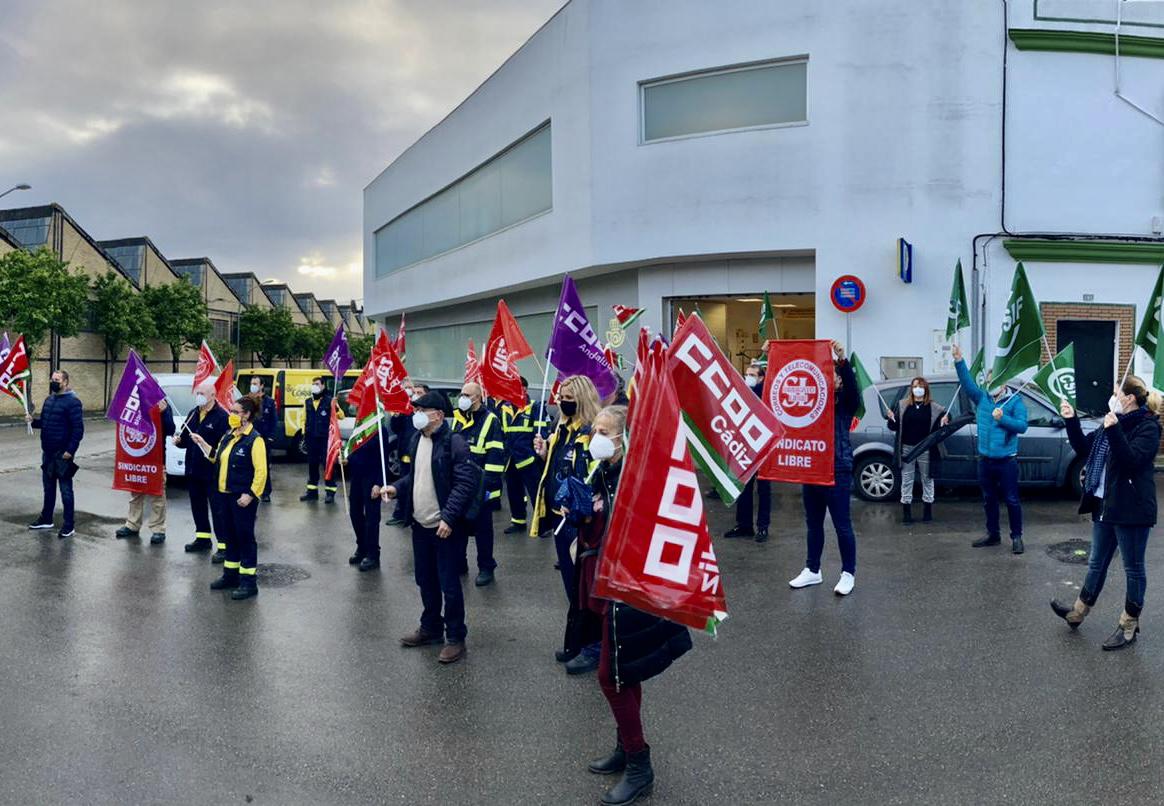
[325,486,337,493]
[224,560,241,570]
[484,440,505,451]
[484,463,506,473]
[305,484,318,491]
[507,426,533,433]
[510,517,528,525]
[195,531,212,539]
[486,490,501,500]
[239,566,257,576]
[217,542,227,551]
[515,456,536,469]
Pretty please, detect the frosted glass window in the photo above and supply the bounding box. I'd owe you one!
[375,123,551,277]
[642,60,807,143]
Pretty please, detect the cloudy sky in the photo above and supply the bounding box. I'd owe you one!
[0,0,564,302]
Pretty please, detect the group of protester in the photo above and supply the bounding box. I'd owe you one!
[22,332,1164,805]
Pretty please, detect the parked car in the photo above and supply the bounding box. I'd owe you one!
[153,373,196,479]
[849,374,1100,502]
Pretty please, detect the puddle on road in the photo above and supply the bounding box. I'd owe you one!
[1046,539,1090,564]
[256,563,311,587]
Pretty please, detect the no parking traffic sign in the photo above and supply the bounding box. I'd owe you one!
[830,275,866,313]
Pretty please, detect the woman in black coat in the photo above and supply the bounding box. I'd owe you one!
[885,376,948,523]
[582,405,693,806]
[1051,375,1164,650]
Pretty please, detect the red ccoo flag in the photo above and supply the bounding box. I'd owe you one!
[354,330,411,419]
[481,301,531,406]
[465,338,484,387]
[192,340,219,390]
[213,359,237,410]
[0,334,32,412]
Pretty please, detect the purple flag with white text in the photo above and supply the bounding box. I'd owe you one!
[0,332,9,363]
[547,276,618,398]
[105,350,167,437]
[324,324,353,380]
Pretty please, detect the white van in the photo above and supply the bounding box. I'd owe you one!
[153,373,198,478]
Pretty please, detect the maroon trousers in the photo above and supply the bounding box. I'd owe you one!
[597,615,646,754]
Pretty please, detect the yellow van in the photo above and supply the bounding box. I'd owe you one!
[236,368,362,456]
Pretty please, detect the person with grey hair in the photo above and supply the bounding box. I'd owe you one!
[173,381,230,556]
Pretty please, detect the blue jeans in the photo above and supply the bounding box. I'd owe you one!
[40,451,74,531]
[412,523,469,642]
[978,456,1022,539]
[1082,521,1151,618]
[736,477,771,531]
[802,480,856,574]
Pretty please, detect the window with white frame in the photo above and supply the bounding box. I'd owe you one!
[641,58,808,143]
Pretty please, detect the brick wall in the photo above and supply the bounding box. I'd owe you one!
[1039,302,1135,371]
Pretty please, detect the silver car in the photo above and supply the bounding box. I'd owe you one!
[849,374,1097,502]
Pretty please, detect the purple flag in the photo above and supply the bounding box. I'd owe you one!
[546,276,618,398]
[0,332,9,364]
[324,324,353,379]
[106,350,167,437]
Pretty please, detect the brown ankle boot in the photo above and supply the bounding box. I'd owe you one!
[1050,597,1089,630]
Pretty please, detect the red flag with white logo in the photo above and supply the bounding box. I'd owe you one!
[391,313,406,362]
[0,334,31,408]
[667,315,783,502]
[758,340,835,485]
[354,331,411,419]
[481,301,529,406]
[594,342,727,634]
[465,338,484,387]
[192,340,219,390]
[213,359,237,411]
[346,330,389,414]
[674,308,686,337]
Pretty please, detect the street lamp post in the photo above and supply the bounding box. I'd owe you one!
[0,184,31,201]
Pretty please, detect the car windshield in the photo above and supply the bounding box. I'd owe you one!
[163,384,196,417]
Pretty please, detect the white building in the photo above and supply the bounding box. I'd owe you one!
[364,0,1164,416]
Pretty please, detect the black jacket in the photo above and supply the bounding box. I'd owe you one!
[607,603,693,689]
[829,359,860,478]
[887,398,947,466]
[303,393,332,443]
[1066,410,1160,526]
[32,391,84,455]
[175,405,229,482]
[255,395,277,442]
[392,422,482,527]
[347,424,388,482]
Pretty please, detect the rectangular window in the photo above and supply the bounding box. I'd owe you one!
[641,58,807,143]
[374,123,552,277]
[104,245,144,286]
[211,317,231,342]
[1,216,51,249]
[174,264,205,287]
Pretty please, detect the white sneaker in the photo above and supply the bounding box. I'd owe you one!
[788,568,823,589]
[834,572,855,596]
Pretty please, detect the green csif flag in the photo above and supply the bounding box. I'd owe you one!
[849,351,878,425]
[969,347,987,389]
[1134,265,1164,389]
[758,291,777,338]
[946,259,971,339]
[1030,343,1076,409]
[990,263,1045,388]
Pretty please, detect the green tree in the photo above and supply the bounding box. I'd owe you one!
[239,306,295,368]
[348,333,374,367]
[0,247,89,359]
[207,337,237,366]
[293,320,334,367]
[143,279,211,372]
[91,271,156,405]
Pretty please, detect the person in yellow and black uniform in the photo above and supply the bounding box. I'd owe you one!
[452,381,505,587]
[499,376,549,536]
[191,395,268,601]
[532,375,602,663]
[173,380,229,558]
[299,376,336,504]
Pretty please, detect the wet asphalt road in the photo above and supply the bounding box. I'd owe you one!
[2,422,1164,805]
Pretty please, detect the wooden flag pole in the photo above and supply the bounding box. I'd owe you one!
[338,457,350,519]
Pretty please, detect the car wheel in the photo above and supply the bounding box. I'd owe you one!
[854,454,899,502]
[1068,457,1085,499]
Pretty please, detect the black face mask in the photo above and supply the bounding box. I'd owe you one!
[50,381,62,394]
[559,400,578,417]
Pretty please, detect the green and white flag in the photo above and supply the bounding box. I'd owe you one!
[1030,343,1076,408]
[849,351,877,423]
[1134,265,1164,389]
[969,347,987,389]
[946,259,971,339]
[990,263,1045,388]
[758,291,778,338]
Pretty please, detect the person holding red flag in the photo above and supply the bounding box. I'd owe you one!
[452,381,505,587]
[173,380,229,556]
[344,402,390,572]
[788,340,862,596]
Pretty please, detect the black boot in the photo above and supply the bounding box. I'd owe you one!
[902,504,913,524]
[299,491,319,502]
[231,580,258,600]
[724,526,754,539]
[184,537,213,553]
[211,548,226,564]
[601,748,654,806]
[589,739,626,775]
[324,491,336,504]
[922,502,933,522]
[210,571,239,591]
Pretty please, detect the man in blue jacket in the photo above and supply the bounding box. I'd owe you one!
[26,369,84,539]
[953,344,1030,554]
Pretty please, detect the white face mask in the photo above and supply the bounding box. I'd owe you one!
[458,395,473,412]
[412,410,431,431]
[193,393,208,408]
[250,383,260,394]
[912,387,925,399]
[589,432,621,461]
[1108,395,1124,415]
[745,375,761,388]
[311,384,322,395]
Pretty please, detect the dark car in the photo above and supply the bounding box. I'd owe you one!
[849,374,1099,502]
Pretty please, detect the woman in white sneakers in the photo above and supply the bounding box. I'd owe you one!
[789,340,861,596]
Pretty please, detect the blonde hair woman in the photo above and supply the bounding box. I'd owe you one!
[532,375,601,664]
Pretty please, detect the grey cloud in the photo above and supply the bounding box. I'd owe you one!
[0,0,564,300]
